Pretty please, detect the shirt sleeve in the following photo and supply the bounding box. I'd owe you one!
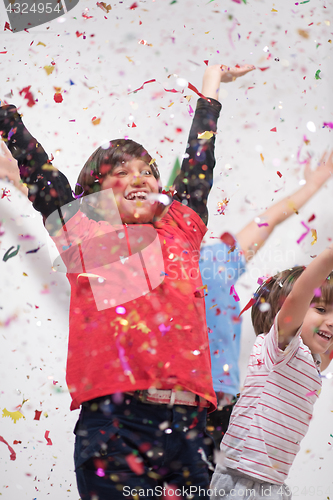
[0,105,77,229]
[172,97,222,225]
[263,313,302,370]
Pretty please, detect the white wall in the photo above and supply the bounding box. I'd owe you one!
[0,0,332,498]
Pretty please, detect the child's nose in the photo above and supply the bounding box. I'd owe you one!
[132,173,146,185]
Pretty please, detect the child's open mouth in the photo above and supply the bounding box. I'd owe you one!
[316,330,332,341]
[125,191,148,201]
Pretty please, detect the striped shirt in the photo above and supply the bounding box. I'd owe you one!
[221,315,322,484]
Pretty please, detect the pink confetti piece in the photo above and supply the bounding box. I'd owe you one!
[228,19,238,48]
[323,122,333,129]
[305,390,317,397]
[296,221,310,244]
[44,430,52,445]
[129,79,156,94]
[0,435,16,461]
[257,223,269,227]
[230,285,240,302]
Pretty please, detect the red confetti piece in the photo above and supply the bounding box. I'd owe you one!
[308,214,315,222]
[0,435,16,461]
[270,127,277,132]
[129,79,156,94]
[220,232,236,248]
[239,297,256,316]
[130,2,138,9]
[258,67,270,71]
[125,453,144,475]
[13,440,21,444]
[189,416,198,429]
[76,31,84,37]
[277,171,282,178]
[44,431,52,445]
[0,51,7,54]
[19,86,36,107]
[54,93,63,103]
[4,22,13,32]
[34,410,42,421]
[203,60,209,66]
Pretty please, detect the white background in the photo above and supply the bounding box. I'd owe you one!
[0,0,332,498]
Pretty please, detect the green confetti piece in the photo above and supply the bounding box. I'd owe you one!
[315,69,321,80]
[166,157,181,188]
[241,0,247,3]
[170,0,177,3]
[3,245,20,262]
[299,0,310,3]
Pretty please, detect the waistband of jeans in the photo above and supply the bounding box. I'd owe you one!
[126,389,210,408]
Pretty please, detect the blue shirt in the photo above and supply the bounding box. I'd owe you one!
[199,241,246,396]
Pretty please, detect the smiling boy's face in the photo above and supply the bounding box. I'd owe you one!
[301,302,333,355]
[100,158,159,224]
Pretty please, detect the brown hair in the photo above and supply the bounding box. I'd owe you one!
[251,266,333,335]
[75,139,160,198]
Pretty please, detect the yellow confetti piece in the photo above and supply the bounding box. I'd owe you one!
[184,95,192,102]
[126,56,134,63]
[37,41,46,47]
[209,304,218,309]
[298,29,309,39]
[54,86,62,93]
[44,65,55,75]
[311,229,317,245]
[92,117,101,126]
[2,408,25,424]
[271,8,278,12]
[260,153,264,163]
[197,131,214,140]
[149,158,156,165]
[167,102,174,107]
[23,272,28,277]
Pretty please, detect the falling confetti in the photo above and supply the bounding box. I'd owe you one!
[19,86,35,107]
[230,285,240,302]
[44,430,53,445]
[2,408,25,424]
[297,221,310,244]
[3,245,20,262]
[96,2,112,13]
[311,229,317,245]
[0,435,16,461]
[315,70,321,80]
[217,198,230,215]
[197,131,214,140]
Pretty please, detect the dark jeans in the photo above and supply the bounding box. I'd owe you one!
[74,393,215,499]
[206,402,236,449]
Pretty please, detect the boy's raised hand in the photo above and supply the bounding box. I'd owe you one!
[201,63,255,101]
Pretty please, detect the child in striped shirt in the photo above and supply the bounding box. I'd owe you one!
[210,151,333,498]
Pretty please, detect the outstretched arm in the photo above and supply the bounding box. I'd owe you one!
[237,151,333,262]
[173,64,255,225]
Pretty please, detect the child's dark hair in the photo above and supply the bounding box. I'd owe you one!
[75,139,160,198]
[251,266,333,335]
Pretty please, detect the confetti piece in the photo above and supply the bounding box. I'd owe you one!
[92,117,101,125]
[203,60,209,66]
[129,79,156,94]
[217,198,230,215]
[3,245,20,262]
[26,246,42,254]
[258,67,270,71]
[34,410,42,421]
[260,153,264,163]
[315,69,321,80]
[4,22,13,32]
[230,285,240,302]
[0,435,16,461]
[1,187,11,199]
[44,431,52,445]
[2,408,25,424]
[297,29,309,39]
[19,86,35,107]
[44,65,55,75]
[297,221,310,244]
[76,31,84,37]
[305,390,317,397]
[270,127,277,132]
[239,297,256,316]
[257,222,269,227]
[54,92,63,103]
[323,122,333,129]
[277,171,282,178]
[37,41,46,46]
[311,229,317,245]
[130,2,138,9]
[197,131,214,140]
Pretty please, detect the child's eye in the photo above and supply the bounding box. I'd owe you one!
[142,169,153,176]
[316,307,326,313]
